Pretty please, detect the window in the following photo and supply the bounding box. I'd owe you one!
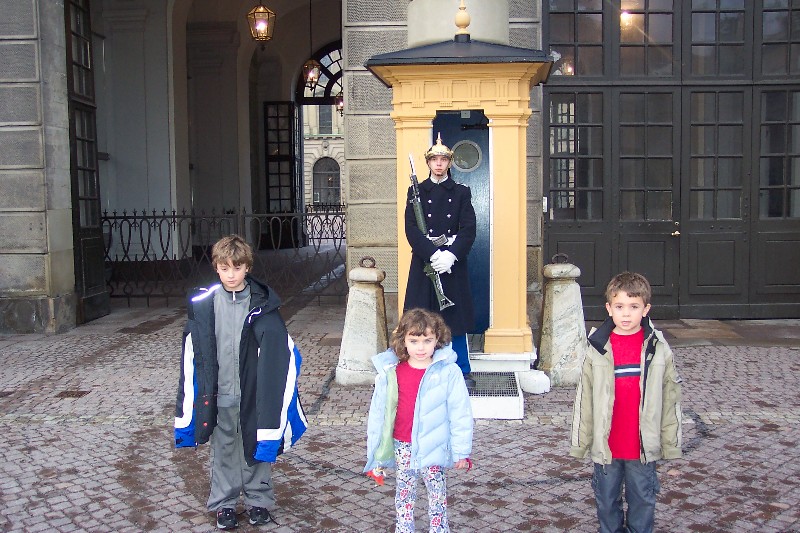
[689,91,745,220]
[548,92,604,220]
[264,102,299,213]
[319,105,332,135]
[548,0,604,76]
[759,90,800,218]
[760,1,800,76]
[690,0,746,76]
[313,157,341,205]
[295,42,343,105]
[619,92,675,221]
[620,0,674,77]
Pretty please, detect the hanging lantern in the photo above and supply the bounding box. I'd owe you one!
[247,2,276,48]
[335,91,344,117]
[303,1,320,91]
[303,58,322,92]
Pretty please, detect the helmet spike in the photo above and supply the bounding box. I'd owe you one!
[424,133,453,161]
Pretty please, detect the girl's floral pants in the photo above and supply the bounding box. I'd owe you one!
[393,439,449,532]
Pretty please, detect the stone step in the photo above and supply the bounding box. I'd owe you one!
[469,351,535,372]
[468,371,524,420]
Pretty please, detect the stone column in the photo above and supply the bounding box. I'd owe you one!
[0,0,76,333]
[335,258,389,385]
[538,262,586,386]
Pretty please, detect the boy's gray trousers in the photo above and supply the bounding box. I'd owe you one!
[207,405,276,512]
[592,459,660,533]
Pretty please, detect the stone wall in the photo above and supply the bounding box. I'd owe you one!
[342,0,404,290]
[0,0,76,333]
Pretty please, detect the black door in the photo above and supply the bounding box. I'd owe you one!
[66,0,109,323]
[544,89,681,320]
[679,89,751,317]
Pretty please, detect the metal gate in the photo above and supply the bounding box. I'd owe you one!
[101,207,346,306]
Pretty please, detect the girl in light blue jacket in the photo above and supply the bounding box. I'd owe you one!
[365,308,473,533]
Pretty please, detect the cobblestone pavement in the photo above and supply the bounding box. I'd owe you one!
[1,302,799,532]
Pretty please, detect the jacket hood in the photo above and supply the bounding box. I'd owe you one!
[246,274,281,313]
[371,343,458,375]
[588,315,655,354]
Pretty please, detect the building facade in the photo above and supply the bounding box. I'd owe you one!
[0,0,798,333]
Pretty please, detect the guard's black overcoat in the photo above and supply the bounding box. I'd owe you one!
[403,176,476,336]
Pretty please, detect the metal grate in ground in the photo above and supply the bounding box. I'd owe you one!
[468,371,524,419]
[468,371,519,398]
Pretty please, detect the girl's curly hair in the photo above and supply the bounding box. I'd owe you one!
[390,308,452,362]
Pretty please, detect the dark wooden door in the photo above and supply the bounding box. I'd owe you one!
[679,89,751,317]
[615,89,681,317]
[544,89,681,320]
[433,111,490,333]
[66,0,109,323]
[749,87,800,317]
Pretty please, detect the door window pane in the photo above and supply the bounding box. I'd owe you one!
[620,158,646,187]
[717,190,742,218]
[691,190,716,219]
[718,125,743,154]
[759,90,800,218]
[646,159,672,188]
[548,91,604,220]
[717,158,743,186]
[691,158,715,187]
[689,90,745,220]
[621,191,645,219]
[647,191,673,220]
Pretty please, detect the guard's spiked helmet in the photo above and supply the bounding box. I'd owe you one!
[424,133,453,168]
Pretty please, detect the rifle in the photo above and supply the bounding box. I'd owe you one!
[408,153,455,311]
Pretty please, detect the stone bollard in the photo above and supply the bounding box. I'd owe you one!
[335,257,389,386]
[538,256,586,387]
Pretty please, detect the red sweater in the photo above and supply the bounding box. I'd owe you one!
[608,329,644,460]
[393,361,426,442]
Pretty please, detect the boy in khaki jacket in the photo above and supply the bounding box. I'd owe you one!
[570,272,682,533]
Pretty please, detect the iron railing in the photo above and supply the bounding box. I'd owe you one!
[102,208,347,306]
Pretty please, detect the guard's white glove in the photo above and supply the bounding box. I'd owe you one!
[431,250,456,274]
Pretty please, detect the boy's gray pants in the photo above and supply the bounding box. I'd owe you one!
[592,460,660,533]
[207,405,276,512]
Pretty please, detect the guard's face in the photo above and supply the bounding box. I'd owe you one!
[215,260,248,292]
[427,155,450,178]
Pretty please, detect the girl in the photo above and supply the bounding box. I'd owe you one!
[364,308,473,532]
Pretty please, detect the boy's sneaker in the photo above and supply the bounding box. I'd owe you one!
[248,506,277,526]
[216,508,238,530]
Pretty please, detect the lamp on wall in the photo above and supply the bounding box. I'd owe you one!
[302,1,321,92]
[247,1,276,50]
[335,91,344,117]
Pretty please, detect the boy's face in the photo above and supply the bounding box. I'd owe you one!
[427,155,450,178]
[605,291,651,335]
[215,260,248,292]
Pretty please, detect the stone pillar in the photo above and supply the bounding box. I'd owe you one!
[336,258,390,386]
[538,262,586,387]
[0,0,77,334]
